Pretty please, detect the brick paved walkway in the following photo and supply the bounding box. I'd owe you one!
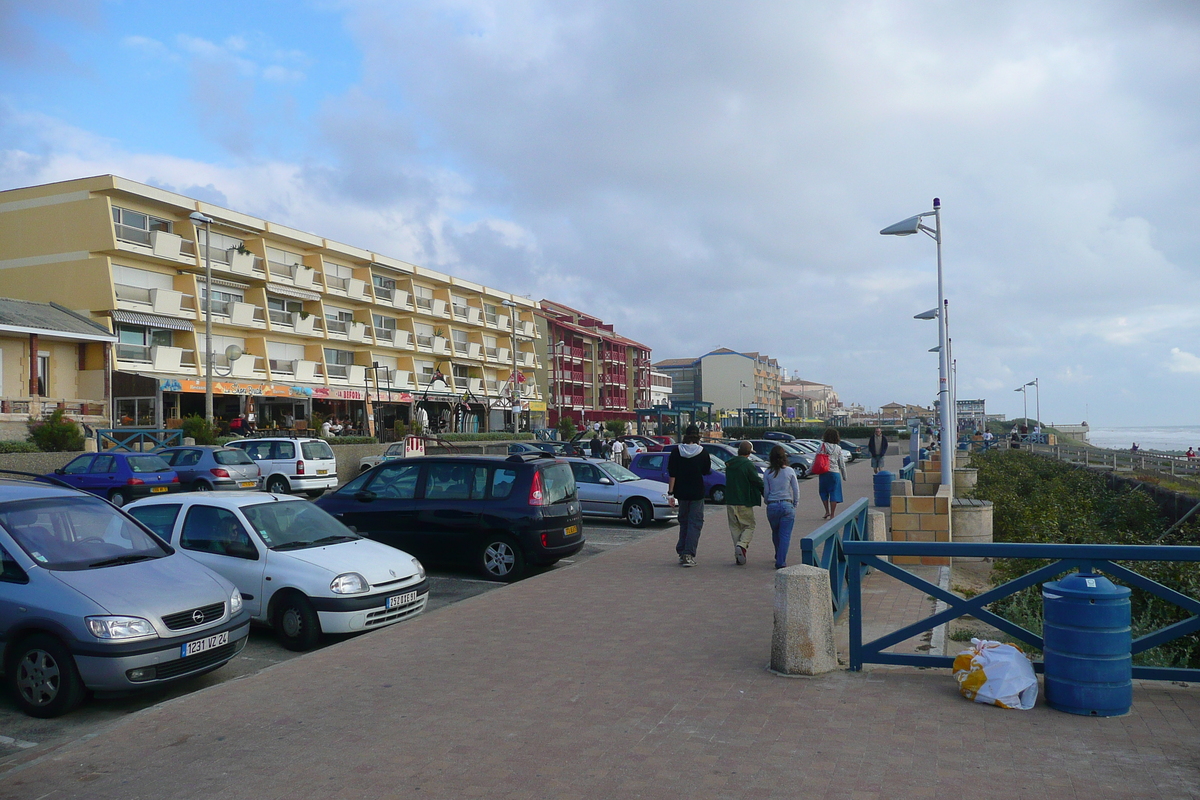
[3,462,1197,799]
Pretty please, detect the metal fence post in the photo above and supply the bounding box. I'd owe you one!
[847,552,863,671]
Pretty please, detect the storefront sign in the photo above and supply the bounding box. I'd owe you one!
[160,378,388,402]
[527,401,547,412]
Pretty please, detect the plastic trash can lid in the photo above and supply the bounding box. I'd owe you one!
[1043,572,1130,599]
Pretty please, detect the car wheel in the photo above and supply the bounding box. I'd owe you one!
[108,489,130,507]
[6,634,85,718]
[479,536,525,582]
[192,480,212,492]
[624,498,652,528]
[710,485,726,504]
[796,465,809,480]
[265,475,290,494]
[272,592,322,651]
[305,489,325,499]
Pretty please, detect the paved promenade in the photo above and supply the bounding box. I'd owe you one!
[2,459,1198,799]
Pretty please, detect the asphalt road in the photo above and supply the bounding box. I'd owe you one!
[0,508,719,777]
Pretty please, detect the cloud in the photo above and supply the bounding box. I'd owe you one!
[1167,348,1200,374]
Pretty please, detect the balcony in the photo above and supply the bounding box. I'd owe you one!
[373,327,395,345]
[468,378,484,395]
[391,290,412,311]
[347,321,368,343]
[516,320,537,338]
[324,274,349,294]
[202,352,262,379]
[326,363,366,384]
[114,285,197,319]
[373,284,395,303]
[516,351,537,368]
[116,344,196,374]
[346,278,368,301]
[113,227,199,265]
[325,318,349,336]
[415,296,434,313]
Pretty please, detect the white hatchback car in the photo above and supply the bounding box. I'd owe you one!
[126,493,428,651]
[226,437,338,498]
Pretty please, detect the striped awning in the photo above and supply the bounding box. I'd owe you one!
[206,277,251,290]
[267,285,322,302]
[110,310,195,332]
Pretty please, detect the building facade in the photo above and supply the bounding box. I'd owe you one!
[0,175,543,436]
[535,300,651,429]
[654,348,783,425]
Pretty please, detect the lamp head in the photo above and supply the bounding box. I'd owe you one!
[880,214,923,236]
[913,308,939,320]
[189,212,214,225]
[928,346,941,353]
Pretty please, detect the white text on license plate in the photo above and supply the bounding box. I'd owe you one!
[181,630,229,658]
[239,481,256,488]
[565,525,578,536]
[151,486,168,493]
[386,591,418,609]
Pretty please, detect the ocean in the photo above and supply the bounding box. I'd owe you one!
[1085,425,1200,453]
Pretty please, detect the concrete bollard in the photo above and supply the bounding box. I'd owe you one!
[892,479,913,497]
[771,565,838,676]
[183,437,196,446]
[84,438,98,453]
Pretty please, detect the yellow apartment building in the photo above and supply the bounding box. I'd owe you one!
[0,175,543,436]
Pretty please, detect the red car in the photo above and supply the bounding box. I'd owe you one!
[619,435,664,452]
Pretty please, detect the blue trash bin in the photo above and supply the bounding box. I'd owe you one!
[872,470,894,508]
[1042,571,1132,717]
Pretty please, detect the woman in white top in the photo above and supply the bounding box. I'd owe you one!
[763,445,800,569]
[817,427,849,520]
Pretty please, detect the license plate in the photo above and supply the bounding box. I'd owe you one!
[565,525,579,536]
[239,481,257,488]
[317,469,328,475]
[386,591,418,609]
[180,630,229,658]
[151,486,168,493]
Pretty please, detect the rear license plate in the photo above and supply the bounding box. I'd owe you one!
[239,481,256,488]
[564,525,579,536]
[317,469,328,475]
[151,486,168,493]
[180,630,229,658]
[386,591,418,609]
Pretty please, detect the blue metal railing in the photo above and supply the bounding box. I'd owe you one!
[97,428,182,452]
[845,541,1200,682]
[899,462,915,482]
[800,497,871,619]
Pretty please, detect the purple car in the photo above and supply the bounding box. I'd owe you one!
[51,452,181,508]
[628,451,727,503]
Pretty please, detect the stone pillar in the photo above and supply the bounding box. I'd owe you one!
[771,565,838,676]
[953,467,978,496]
[951,498,993,561]
[892,479,913,497]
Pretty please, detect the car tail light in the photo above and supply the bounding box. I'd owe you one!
[211,468,230,478]
[528,470,546,506]
[296,460,305,475]
[541,533,548,547]
[171,475,179,483]
[126,478,145,486]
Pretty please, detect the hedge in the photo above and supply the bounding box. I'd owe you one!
[436,432,535,442]
[0,442,40,454]
[720,426,910,441]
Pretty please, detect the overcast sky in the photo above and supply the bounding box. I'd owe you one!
[2,0,1198,427]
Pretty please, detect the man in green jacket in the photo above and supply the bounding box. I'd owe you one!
[725,441,764,565]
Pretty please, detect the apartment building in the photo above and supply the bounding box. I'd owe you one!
[654,348,783,425]
[0,175,542,435]
[535,300,651,429]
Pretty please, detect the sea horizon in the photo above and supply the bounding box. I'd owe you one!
[1083,425,1200,453]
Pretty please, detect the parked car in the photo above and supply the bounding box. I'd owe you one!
[360,441,408,473]
[226,437,337,498]
[762,431,796,441]
[561,457,677,527]
[155,446,261,492]
[790,439,822,454]
[839,442,864,462]
[0,477,249,717]
[618,435,664,452]
[51,452,181,507]
[746,440,812,479]
[315,454,584,582]
[628,451,728,503]
[662,442,771,477]
[508,441,583,457]
[648,436,674,447]
[127,493,428,651]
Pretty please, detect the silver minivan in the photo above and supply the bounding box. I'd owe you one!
[0,479,250,717]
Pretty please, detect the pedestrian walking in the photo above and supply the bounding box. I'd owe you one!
[611,437,626,466]
[867,426,889,474]
[725,441,764,566]
[589,434,603,458]
[763,445,799,569]
[668,425,711,567]
[816,428,849,520]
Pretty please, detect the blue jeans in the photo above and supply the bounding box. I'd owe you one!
[767,500,796,568]
[675,499,705,556]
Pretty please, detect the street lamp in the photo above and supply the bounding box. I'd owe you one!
[189,211,216,424]
[1015,384,1028,434]
[1025,378,1040,440]
[502,300,519,432]
[739,381,749,427]
[883,198,951,487]
[552,339,566,427]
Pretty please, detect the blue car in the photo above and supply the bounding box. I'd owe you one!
[628,451,728,503]
[51,452,181,507]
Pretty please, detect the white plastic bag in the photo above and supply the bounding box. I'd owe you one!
[952,638,1038,710]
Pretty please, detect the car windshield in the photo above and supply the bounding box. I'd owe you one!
[0,496,170,570]
[128,455,172,473]
[240,500,359,550]
[302,440,335,460]
[214,449,255,465]
[597,462,641,483]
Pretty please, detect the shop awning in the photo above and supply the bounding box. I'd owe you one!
[266,285,322,302]
[110,310,195,332]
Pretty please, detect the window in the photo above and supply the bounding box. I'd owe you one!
[452,364,470,384]
[323,262,353,290]
[424,463,487,501]
[267,296,303,326]
[267,341,305,374]
[414,285,434,310]
[324,348,355,378]
[364,462,421,499]
[0,544,27,584]
[128,456,171,473]
[643,454,665,470]
[484,303,498,325]
[116,324,172,362]
[89,455,116,474]
[127,504,181,541]
[272,441,296,459]
[0,496,168,571]
[452,329,469,354]
[199,286,244,317]
[205,335,246,368]
[451,294,468,319]
[61,456,93,475]
[490,468,517,499]
[301,441,334,460]
[113,265,175,304]
[180,505,257,559]
[325,307,353,334]
[112,206,171,246]
[540,464,576,504]
[414,322,435,348]
[214,449,255,466]
[570,462,602,484]
[415,360,436,385]
[36,353,48,396]
[373,275,395,300]
[372,314,397,340]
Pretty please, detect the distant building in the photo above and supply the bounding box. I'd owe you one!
[649,370,672,407]
[654,348,782,424]
[781,380,840,420]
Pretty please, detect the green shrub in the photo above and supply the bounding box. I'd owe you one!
[181,414,217,445]
[604,419,626,438]
[556,415,579,442]
[27,409,84,452]
[326,436,378,445]
[0,441,39,454]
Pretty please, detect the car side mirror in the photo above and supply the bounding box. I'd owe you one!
[599,477,613,485]
[54,469,64,475]
[355,490,376,503]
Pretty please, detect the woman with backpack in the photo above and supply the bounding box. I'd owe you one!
[813,427,849,520]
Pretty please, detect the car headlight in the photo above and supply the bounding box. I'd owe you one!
[86,616,157,640]
[330,572,369,594]
[230,589,243,615]
[411,557,425,581]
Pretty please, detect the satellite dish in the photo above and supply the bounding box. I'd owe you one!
[225,345,244,362]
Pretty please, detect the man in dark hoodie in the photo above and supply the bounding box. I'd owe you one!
[667,424,712,567]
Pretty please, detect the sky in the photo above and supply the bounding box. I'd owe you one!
[2,0,1198,427]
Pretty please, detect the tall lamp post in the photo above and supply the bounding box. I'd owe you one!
[1015,384,1029,433]
[188,212,216,423]
[882,198,951,488]
[502,300,518,432]
[1026,378,1040,436]
[739,381,748,427]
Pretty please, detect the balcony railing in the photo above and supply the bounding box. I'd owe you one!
[454,341,469,355]
[374,327,395,343]
[415,297,434,311]
[325,318,349,335]
[113,223,154,246]
[326,364,350,379]
[452,305,469,320]
[116,343,152,362]
[374,285,395,301]
[416,333,434,348]
[325,274,348,291]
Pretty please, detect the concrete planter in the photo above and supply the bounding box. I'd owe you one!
[953,467,979,496]
[951,498,993,561]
